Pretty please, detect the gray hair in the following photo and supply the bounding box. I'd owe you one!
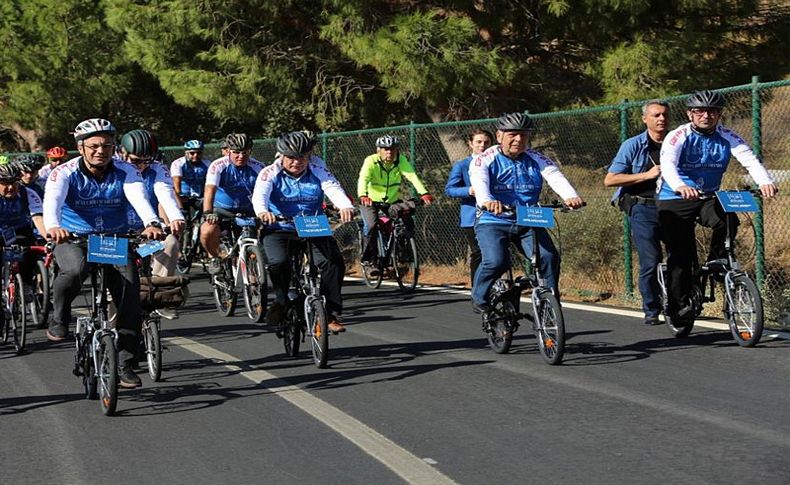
[642,99,669,116]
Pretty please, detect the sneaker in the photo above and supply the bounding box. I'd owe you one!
[46,323,69,342]
[155,308,179,320]
[643,316,661,326]
[208,257,223,275]
[120,367,142,388]
[266,302,286,327]
[472,302,490,314]
[23,284,35,303]
[362,262,380,277]
[327,316,346,333]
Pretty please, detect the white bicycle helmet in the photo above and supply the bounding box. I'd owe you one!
[73,118,117,141]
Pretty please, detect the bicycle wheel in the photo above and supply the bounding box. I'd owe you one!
[84,352,98,400]
[143,318,162,381]
[485,298,517,354]
[725,274,763,347]
[31,260,51,329]
[393,235,419,292]
[242,246,268,323]
[282,306,301,357]
[10,274,26,354]
[534,292,565,365]
[97,334,118,416]
[212,260,237,317]
[307,298,329,368]
[358,226,383,289]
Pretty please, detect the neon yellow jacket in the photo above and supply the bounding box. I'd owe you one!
[357,154,429,203]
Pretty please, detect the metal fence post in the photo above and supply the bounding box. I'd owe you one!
[320,132,328,162]
[751,75,765,289]
[620,100,633,298]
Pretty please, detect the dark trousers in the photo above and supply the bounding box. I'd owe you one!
[463,227,482,288]
[262,232,345,317]
[359,205,415,263]
[657,198,737,314]
[52,243,142,366]
[628,203,663,318]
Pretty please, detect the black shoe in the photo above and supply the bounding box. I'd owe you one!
[46,323,69,342]
[670,305,694,321]
[472,302,490,314]
[643,316,661,326]
[120,367,142,388]
[266,302,286,327]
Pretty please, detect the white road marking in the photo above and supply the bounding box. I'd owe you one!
[165,336,457,485]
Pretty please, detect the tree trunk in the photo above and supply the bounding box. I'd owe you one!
[9,122,45,152]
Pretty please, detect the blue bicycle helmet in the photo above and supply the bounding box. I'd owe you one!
[184,139,204,150]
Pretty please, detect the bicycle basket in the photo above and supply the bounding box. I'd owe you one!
[140,275,190,310]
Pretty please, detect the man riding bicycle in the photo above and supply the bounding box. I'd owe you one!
[253,131,355,333]
[469,112,584,314]
[357,135,434,277]
[43,118,164,388]
[14,154,47,199]
[656,90,777,323]
[200,133,265,274]
[38,146,68,187]
[171,139,211,214]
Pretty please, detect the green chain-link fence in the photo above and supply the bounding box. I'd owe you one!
[6,77,789,326]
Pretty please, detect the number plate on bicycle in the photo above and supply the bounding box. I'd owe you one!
[294,215,332,237]
[516,206,555,228]
[2,226,16,245]
[87,235,129,265]
[235,217,257,227]
[716,191,758,212]
[136,240,165,257]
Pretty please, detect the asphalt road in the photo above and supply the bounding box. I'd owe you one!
[2,275,789,485]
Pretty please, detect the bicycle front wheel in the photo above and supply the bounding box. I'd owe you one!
[534,292,565,365]
[97,334,118,416]
[283,306,301,357]
[11,273,26,354]
[242,246,268,323]
[32,260,51,329]
[143,319,162,381]
[726,274,763,347]
[307,298,329,368]
[393,235,419,292]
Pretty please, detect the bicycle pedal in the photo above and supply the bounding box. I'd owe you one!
[72,366,82,377]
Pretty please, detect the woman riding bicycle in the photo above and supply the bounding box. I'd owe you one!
[252,131,355,333]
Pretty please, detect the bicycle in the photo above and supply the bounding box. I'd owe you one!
[176,196,207,274]
[357,198,422,292]
[657,189,765,347]
[2,242,27,355]
[479,202,581,364]
[211,214,268,322]
[28,243,52,329]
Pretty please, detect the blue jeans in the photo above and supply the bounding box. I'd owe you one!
[628,203,663,318]
[472,222,559,306]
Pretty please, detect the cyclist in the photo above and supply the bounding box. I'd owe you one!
[605,100,669,326]
[120,129,185,281]
[219,140,230,158]
[469,112,583,314]
[253,132,355,333]
[201,133,265,274]
[43,118,164,388]
[13,153,47,199]
[171,139,211,211]
[357,135,434,277]
[445,129,494,287]
[38,146,69,184]
[0,162,47,302]
[656,90,777,323]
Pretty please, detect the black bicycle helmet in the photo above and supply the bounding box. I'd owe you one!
[276,131,315,158]
[0,162,21,181]
[686,90,726,109]
[375,135,400,148]
[13,153,46,172]
[225,133,253,151]
[121,129,159,157]
[73,118,116,141]
[495,112,536,132]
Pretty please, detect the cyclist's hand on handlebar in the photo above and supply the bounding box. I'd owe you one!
[676,185,700,200]
[203,212,219,225]
[142,225,165,241]
[359,196,373,207]
[483,200,503,214]
[258,211,277,225]
[46,227,70,244]
[170,219,185,237]
[760,183,778,199]
[339,207,355,223]
[420,193,435,206]
[564,197,584,209]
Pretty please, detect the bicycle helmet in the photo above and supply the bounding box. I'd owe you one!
[73,118,116,141]
[375,135,400,149]
[686,90,726,109]
[0,155,8,165]
[276,131,314,158]
[46,146,68,159]
[224,133,253,151]
[13,154,46,172]
[120,129,159,157]
[184,139,204,150]
[495,112,536,132]
[0,162,20,181]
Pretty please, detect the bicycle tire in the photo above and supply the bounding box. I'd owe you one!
[98,334,118,416]
[393,235,419,292]
[143,319,162,381]
[212,258,237,316]
[307,298,329,368]
[358,226,383,289]
[535,292,565,365]
[283,306,301,357]
[84,353,98,400]
[726,274,763,347]
[11,273,26,354]
[485,298,517,354]
[242,246,268,323]
[665,315,694,338]
[31,260,51,329]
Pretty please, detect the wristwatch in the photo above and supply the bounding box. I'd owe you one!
[146,221,163,229]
